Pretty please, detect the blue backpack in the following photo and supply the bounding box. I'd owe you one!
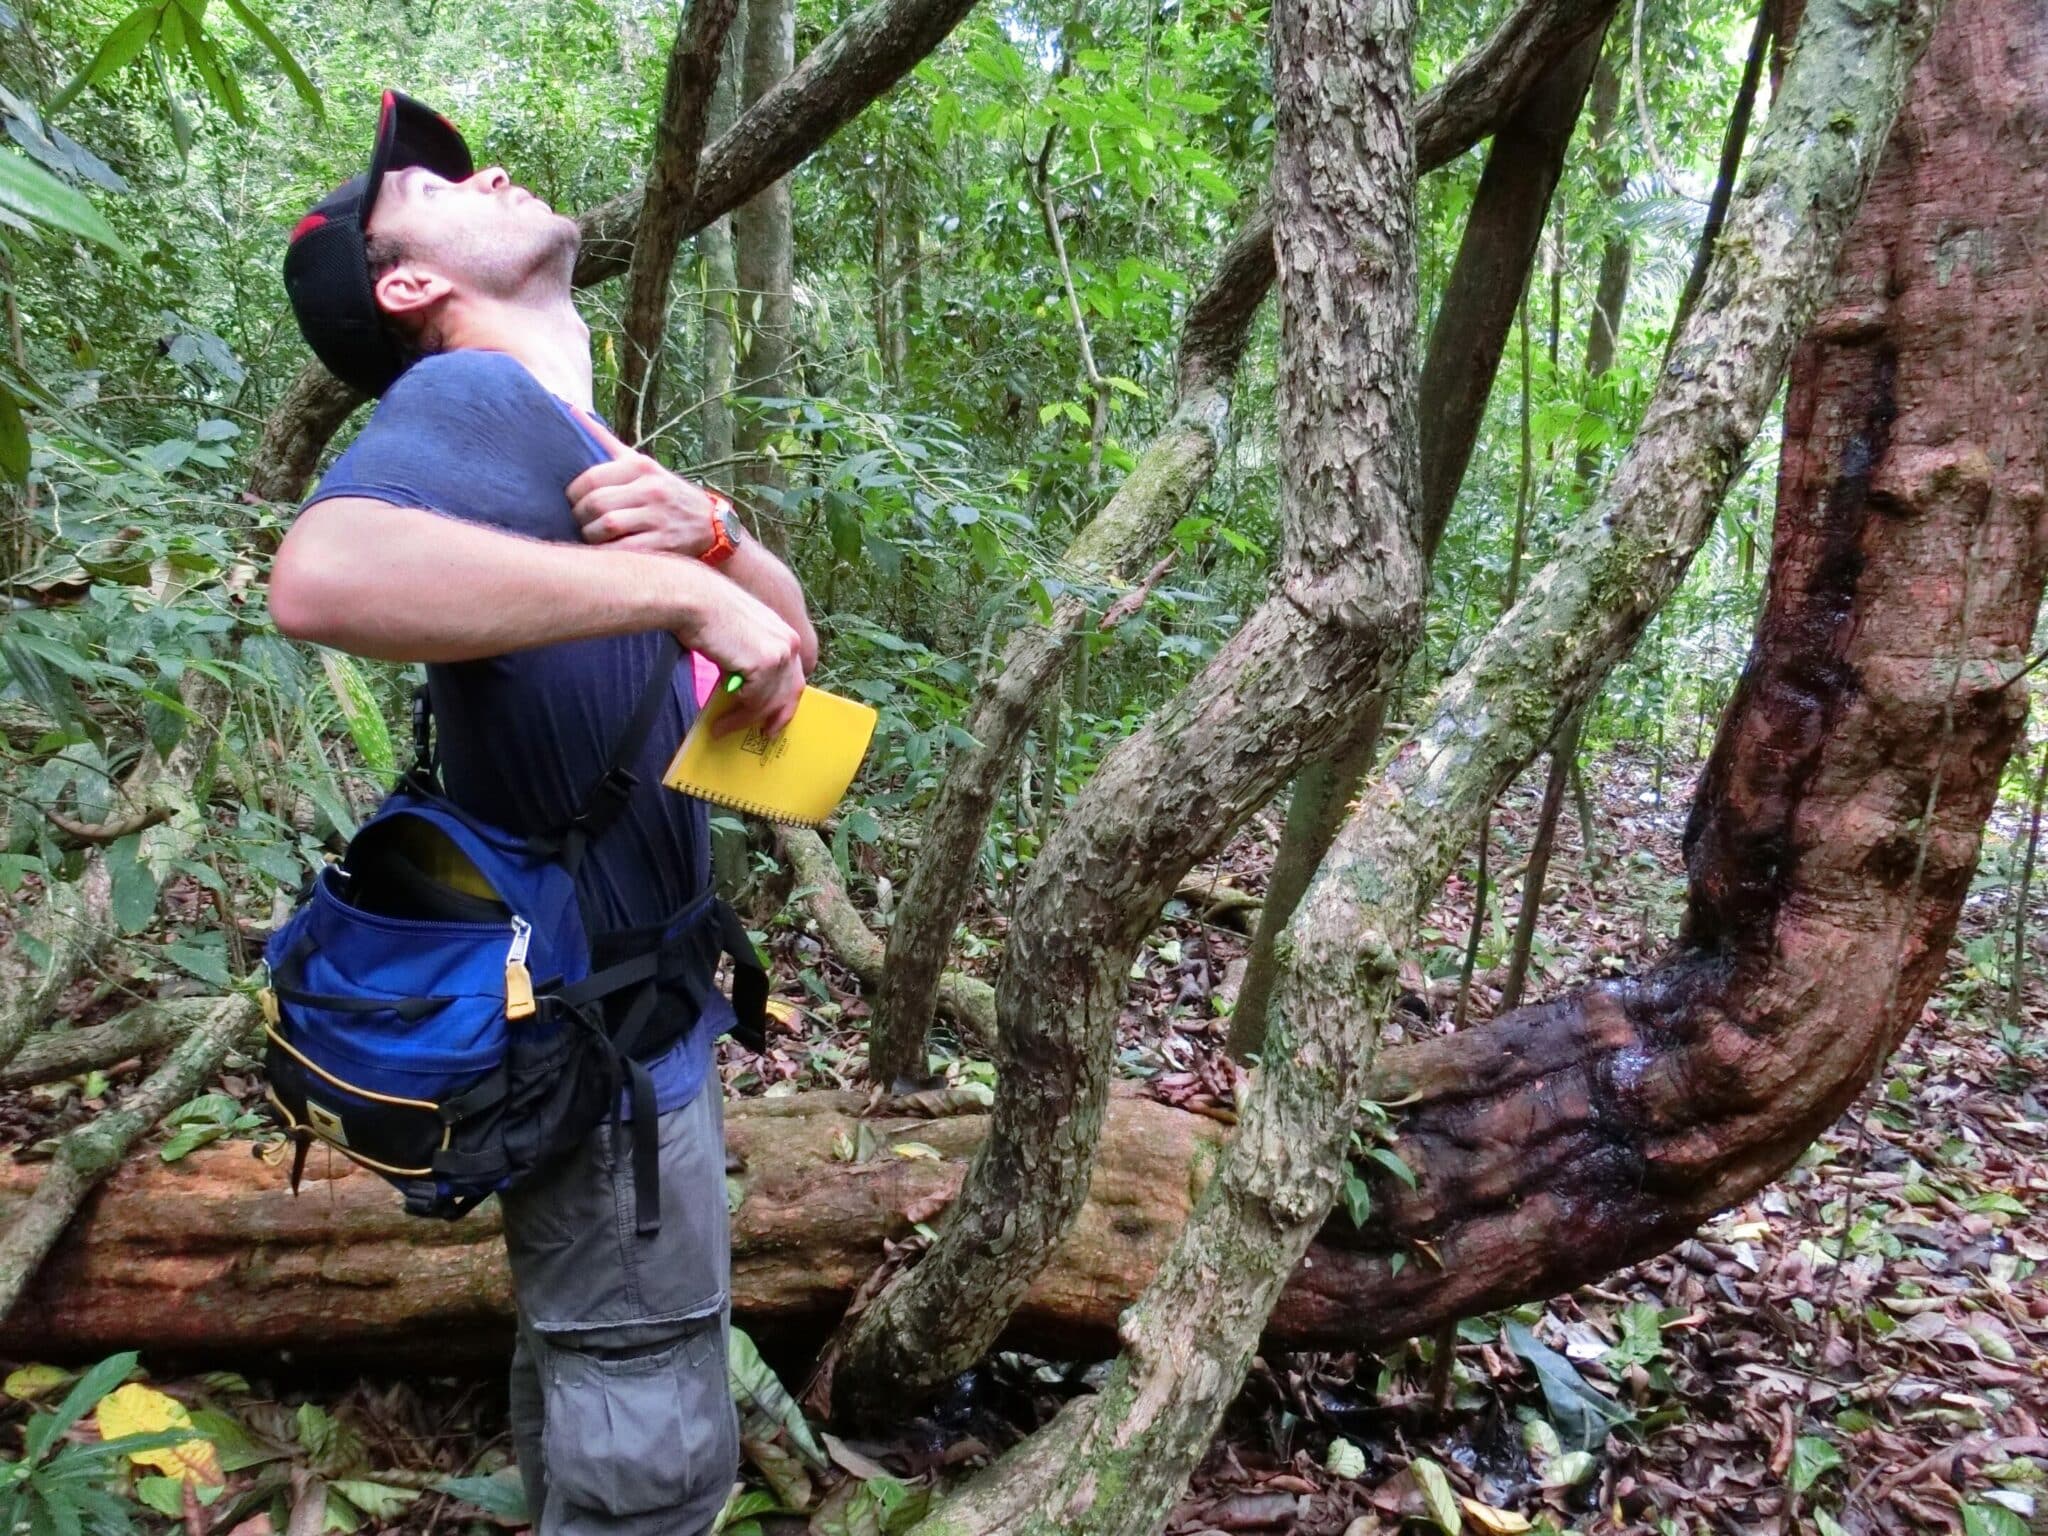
[261,644,765,1231]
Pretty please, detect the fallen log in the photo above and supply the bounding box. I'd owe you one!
[0,1089,1236,1364]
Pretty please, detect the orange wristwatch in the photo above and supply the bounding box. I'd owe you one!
[701,490,745,567]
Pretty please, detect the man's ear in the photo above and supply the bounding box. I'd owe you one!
[372,261,454,325]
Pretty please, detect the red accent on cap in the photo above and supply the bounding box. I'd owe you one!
[289,212,328,243]
[380,89,395,124]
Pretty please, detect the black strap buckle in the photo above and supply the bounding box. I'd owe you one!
[573,767,639,833]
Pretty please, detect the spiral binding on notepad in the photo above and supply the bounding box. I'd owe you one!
[693,789,828,828]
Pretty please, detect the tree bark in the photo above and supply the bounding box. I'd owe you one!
[244,364,365,507]
[865,216,1274,1087]
[614,0,744,442]
[781,826,996,1045]
[1666,0,1775,358]
[821,0,1432,1424]
[733,0,798,553]
[882,0,1623,1082]
[0,994,254,1321]
[915,0,1949,1521]
[1500,52,1633,1011]
[1227,28,1606,1061]
[1499,708,1579,1010]
[699,11,747,480]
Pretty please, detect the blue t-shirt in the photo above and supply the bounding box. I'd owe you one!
[301,348,729,1112]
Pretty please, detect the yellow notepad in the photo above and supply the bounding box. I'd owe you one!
[662,684,878,827]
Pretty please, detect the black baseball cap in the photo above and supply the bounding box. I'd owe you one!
[282,90,474,397]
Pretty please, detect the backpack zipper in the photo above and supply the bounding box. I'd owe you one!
[505,916,536,1020]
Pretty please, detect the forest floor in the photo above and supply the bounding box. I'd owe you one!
[2,746,2044,1536]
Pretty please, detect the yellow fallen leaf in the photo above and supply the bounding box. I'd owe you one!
[892,1141,942,1161]
[4,1364,69,1400]
[1460,1496,1534,1534]
[94,1383,223,1486]
[763,998,802,1029]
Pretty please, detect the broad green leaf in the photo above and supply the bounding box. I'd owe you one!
[429,1471,529,1522]
[1368,1145,1419,1189]
[1505,1321,1633,1450]
[319,651,395,777]
[106,832,161,935]
[1410,1456,1462,1535]
[729,1326,827,1470]
[1961,1502,2029,1536]
[25,1351,137,1462]
[0,383,26,484]
[329,1480,417,1520]
[219,0,321,115]
[0,150,127,254]
[51,2,160,109]
[1789,1435,1843,1493]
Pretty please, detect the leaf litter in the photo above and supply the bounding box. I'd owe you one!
[1,748,2042,1534]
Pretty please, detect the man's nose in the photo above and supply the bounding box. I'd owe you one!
[468,166,511,192]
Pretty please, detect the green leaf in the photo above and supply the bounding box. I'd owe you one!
[24,1351,137,1463]
[1789,1435,1843,1493]
[728,1326,827,1470]
[1409,1457,1461,1535]
[51,2,161,109]
[133,1475,187,1517]
[429,1471,529,1522]
[218,0,321,115]
[1504,1320,1633,1451]
[1367,1145,1418,1189]
[0,384,26,485]
[181,24,250,125]
[328,1480,417,1520]
[105,832,160,935]
[0,150,128,254]
[1341,1171,1371,1227]
[318,651,395,777]
[165,935,232,986]
[1960,1502,2029,1536]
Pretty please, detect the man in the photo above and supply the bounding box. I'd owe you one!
[271,92,812,1534]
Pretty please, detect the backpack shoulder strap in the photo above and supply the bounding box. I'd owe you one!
[547,639,683,873]
[406,641,684,872]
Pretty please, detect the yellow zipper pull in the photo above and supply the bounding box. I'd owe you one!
[505,916,537,1021]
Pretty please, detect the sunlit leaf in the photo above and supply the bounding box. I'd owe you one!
[0,149,127,254]
[94,1382,224,1485]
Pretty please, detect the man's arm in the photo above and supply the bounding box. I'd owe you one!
[562,416,818,671]
[271,497,807,735]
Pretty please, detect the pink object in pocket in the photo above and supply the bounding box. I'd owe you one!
[690,650,721,708]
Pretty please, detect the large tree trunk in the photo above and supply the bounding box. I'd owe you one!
[913,0,1949,1521]
[876,0,1619,1093]
[733,0,798,554]
[613,0,744,442]
[816,0,1432,1415]
[1229,28,1605,1059]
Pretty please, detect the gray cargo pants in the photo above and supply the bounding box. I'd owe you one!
[500,1080,740,1535]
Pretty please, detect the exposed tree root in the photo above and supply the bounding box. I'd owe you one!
[780,827,996,1050]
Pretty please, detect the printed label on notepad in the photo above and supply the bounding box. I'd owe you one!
[739,727,790,761]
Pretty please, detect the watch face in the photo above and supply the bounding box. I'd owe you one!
[717,505,744,545]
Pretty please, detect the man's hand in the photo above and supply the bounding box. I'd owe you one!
[682,580,805,739]
[568,412,726,557]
